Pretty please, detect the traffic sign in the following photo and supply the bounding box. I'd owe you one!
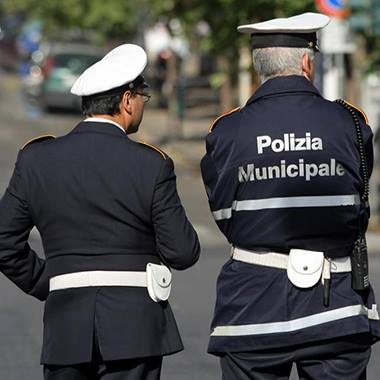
[315,0,350,19]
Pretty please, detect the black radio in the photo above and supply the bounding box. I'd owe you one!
[351,236,369,291]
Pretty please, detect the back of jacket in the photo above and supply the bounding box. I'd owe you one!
[201,75,373,258]
[201,75,380,355]
[9,121,199,274]
[0,120,200,364]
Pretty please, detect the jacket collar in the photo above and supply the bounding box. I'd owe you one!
[246,75,322,105]
[69,120,128,137]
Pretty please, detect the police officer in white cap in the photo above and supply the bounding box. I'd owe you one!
[201,13,380,379]
[0,44,199,379]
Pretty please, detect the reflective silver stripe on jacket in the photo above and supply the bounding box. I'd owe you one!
[211,304,379,337]
[212,194,360,221]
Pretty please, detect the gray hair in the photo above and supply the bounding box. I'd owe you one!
[252,47,315,83]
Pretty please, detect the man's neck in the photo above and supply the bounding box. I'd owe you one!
[85,115,126,133]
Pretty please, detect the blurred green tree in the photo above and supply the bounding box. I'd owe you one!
[156,0,315,65]
[151,0,315,108]
[1,0,142,42]
[1,0,316,108]
[348,0,380,73]
[5,0,380,76]
[2,0,316,54]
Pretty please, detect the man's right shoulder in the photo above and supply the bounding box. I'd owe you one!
[136,140,169,160]
[208,107,240,133]
[21,134,56,150]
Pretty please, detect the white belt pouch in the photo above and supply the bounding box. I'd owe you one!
[287,249,324,288]
[146,263,172,302]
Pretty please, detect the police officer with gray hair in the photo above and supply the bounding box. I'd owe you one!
[0,44,200,380]
[201,13,380,379]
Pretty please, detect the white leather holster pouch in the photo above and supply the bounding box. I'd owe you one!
[287,249,324,288]
[146,263,172,302]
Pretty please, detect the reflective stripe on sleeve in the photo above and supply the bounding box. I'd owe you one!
[211,304,379,337]
[212,194,360,221]
[212,208,233,220]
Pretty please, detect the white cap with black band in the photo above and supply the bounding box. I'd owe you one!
[237,12,330,51]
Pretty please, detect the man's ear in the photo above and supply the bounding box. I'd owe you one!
[302,53,314,82]
[121,91,133,114]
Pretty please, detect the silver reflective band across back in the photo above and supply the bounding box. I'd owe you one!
[211,304,379,336]
[212,194,360,221]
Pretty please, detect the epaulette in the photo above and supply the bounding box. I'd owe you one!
[209,107,240,133]
[21,134,56,150]
[138,141,167,159]
[339,100,369,124]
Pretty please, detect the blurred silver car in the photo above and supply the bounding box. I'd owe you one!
[38,44,104,111]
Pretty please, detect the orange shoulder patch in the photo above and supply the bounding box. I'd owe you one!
[21,134,56,150]
[343,100,369,124]
[138,141,167,159]
[209,107,240,133]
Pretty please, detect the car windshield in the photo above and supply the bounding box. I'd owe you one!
[53,53,101,74]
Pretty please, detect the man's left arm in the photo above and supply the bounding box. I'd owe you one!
[0,151,47,301]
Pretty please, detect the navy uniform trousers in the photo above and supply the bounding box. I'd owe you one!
[44,358,162,380]
[44,333,162,380]
[220,334,371,380]
[43,323,162,380]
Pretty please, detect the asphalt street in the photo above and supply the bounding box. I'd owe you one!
[0,72,379,379]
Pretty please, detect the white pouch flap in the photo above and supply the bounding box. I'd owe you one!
[146,263,172,302]
[287,249,324,288]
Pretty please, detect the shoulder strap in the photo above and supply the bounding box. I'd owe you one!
[334,99,369,205]
[21,134,56,150]
[138,141,167,159]
[209,107,240,133]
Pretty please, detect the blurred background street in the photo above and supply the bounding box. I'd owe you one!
[1,0,380,379]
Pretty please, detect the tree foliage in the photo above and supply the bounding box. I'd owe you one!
[4,0,379,74]
[1,0,142,41]
[2,0,315,47]
[152,0,316,81]
[161,0,315,52]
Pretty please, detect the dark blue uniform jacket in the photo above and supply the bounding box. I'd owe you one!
[201,75,380,354]
[0,120,200,364]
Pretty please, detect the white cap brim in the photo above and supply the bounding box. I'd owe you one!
[238,12,330,34]
[71,44,147,96]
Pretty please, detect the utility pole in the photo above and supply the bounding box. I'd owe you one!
[320,18,355,100]
[316,0,355,100]
[238,46,252,107]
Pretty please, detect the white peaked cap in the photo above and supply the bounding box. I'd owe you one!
[237,12,330,34]
[71,44,148,96]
